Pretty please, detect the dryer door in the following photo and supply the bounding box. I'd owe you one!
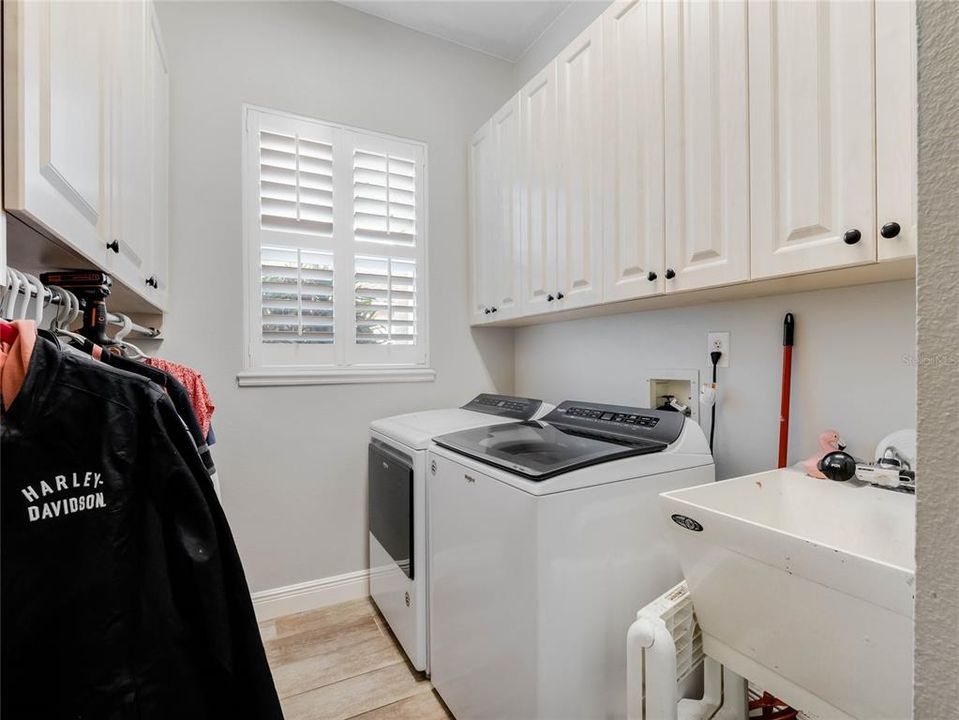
[369,440,414,579]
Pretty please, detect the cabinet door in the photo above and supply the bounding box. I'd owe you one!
[146,4,170,309]
[749,0,877,279]
[603,0,665,302]
[109,0,151,290]
[555,24,604,310]
[468,121,495,323]
[876,0,917,262]
[490,97,521,319]
[663,0,749,292]
[519,63,558,315]
[3,0,111,265]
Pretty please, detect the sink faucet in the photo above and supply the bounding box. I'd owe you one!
[819,447,916,493]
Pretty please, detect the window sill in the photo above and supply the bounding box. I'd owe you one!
[236,366,436,387]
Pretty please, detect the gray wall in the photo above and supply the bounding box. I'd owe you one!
[915,1,959,715]
[156,1,516,592]
[515,281,917,480]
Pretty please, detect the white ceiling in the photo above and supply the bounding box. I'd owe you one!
[336,1,574,62]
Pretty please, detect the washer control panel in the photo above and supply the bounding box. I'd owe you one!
[544,401,685,446]
[462,394,543,420]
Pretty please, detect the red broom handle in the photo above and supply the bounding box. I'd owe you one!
[778,313,795,468]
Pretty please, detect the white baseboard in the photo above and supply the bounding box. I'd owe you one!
[252,569,370,621]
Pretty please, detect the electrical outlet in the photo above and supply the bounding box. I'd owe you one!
[707,332,730,367]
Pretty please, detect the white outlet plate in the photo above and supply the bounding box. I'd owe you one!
[707,332,730,367]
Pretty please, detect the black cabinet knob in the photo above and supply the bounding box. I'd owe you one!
[665,268,676,280]
[556,291,564,300]
[880,222,901,239]
[843,228,862,245]
[106,239,120,254]
[146,276,159,289]
[484,307,491,315]
[647,271,657,281]
[490,306,498,313]
[547,294,554,302]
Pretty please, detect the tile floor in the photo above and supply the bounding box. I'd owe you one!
[259,598,452,720]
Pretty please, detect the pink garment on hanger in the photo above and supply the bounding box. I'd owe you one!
[143,357,215,436]
[0,320,37,412]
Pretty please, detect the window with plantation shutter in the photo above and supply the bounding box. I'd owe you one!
[242,106,430,384]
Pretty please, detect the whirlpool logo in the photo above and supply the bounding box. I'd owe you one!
[671,514,704,532]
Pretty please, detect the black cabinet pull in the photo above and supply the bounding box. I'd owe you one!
[106,239,120,254]
[843,229,862,245]
[647,271,657,281]
[880,222,901,239]
[490,306,498,313]
[556,291,564,300]
[146,276,159,289]
[665,268,676,280]
[547,294,555,302]
[484,307,491,315]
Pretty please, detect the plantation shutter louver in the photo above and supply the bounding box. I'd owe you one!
[354,256,417,345]
[353,150,417,246]
[246,107,427,373]
[260,246,335,343]
[259,130,334,236]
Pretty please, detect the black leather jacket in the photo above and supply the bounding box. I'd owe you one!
[1,337,283,719]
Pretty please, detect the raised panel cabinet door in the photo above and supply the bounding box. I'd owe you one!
[749,0,877,279]
[876,0,917,262]
[663,0,749,293]
[468,120,495,324]
[556,23,604,310]
[3,0,110,265]
[490,96,522,320]
[109,0,152,291]
[603,0,665,302]
[147,3,170,309]
[519,62,558,315]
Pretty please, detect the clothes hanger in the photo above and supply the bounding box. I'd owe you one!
[47,285,88,346]
[23,274,45,325]
[3,269,24,320]
[112,313,147,359]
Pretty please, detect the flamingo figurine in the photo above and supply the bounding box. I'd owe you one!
[802,430,845,478]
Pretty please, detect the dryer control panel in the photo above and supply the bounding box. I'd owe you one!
[543,401,686,446]
[462,394,543,420]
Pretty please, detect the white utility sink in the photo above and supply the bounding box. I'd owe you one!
[660,468,915,720]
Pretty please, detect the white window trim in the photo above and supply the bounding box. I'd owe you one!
[240,104,432,386]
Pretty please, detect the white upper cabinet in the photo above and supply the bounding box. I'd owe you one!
[3,0,111,266]
[555,23,604,310]
[603,0,665,302]
[4,0,170,311]
[110,0,151,288]
[748,0,877,280]
[663,0,750,292]
[489,97,522,319]
[519,62,558,315]
[467,0,916,326]
[876,0,917,262]
[469,121,495,323]
[147,3,170,306]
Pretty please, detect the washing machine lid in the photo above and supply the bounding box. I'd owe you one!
[433,401,685,480]
[371,394,546,451]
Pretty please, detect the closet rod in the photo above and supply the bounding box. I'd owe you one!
[6,279,162,338]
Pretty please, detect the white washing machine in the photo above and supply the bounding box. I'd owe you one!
[368,394,550,673]
[428,401,714,720]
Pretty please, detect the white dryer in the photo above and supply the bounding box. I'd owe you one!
[428,401,714,720]
[368,394,550,673]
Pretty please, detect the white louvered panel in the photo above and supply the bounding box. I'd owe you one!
[354,256,416,345]
[353,150,416,246]
[260,246,334,344]
[259,130,334,236]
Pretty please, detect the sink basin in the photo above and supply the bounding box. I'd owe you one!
[660,468,915,720]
